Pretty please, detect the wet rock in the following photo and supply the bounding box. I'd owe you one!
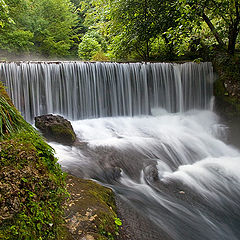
[103,167,122,182]
[35,114,76,145]
[143,164,159,182]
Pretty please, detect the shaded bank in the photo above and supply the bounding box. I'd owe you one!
[213,51,240,117]
[0,82,120,240]
[0,82,66,239]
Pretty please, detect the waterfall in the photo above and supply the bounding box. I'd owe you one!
[2,60,237,240]
[0,62,213,121]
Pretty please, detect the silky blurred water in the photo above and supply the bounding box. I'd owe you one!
[3,61,239,239]
[50,110,240,240]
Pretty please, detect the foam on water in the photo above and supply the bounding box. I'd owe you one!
[50,110,240,240]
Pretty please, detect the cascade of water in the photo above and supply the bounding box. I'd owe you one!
[3,60,236,240]
[0,62,213,121]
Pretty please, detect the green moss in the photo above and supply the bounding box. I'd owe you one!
[50,124,76,143]
[0,83,68,240]
[0,130,68,240]
[64,175,120,240]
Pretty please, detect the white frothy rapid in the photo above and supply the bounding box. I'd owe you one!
[50,110,240,240]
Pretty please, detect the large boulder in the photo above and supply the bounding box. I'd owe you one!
[35,114,76,145]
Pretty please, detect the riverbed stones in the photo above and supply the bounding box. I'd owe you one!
[35,114,76,145]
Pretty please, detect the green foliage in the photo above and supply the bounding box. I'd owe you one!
[97,216,122,240]
[0,0,12,28]
[0,29,33,52]
[78,34,101,60]
[114,217,122,227]
[0,0,77,57]
[91,51,109,61]
[0,96,33,138]
[30,0,77,57]
[1,0,240,60]
[175,0,240,54]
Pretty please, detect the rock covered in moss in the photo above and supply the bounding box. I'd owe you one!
[64,175,120,240]
[35,114,76,145]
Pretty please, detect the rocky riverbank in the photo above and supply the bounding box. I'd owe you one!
[213,51,240,118]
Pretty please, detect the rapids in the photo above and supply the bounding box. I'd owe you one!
[50,110,240,240]
[2,61,240,239]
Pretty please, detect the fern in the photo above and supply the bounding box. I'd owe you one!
[0,96,31,138]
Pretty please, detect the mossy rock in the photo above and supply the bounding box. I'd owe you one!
[64,175,120,240]
[35,114,76,145]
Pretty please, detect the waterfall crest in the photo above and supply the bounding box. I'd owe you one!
[0,62,213,121]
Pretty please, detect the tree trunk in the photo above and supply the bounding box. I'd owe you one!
[228,12,240,55]
[228,26,238,55]
[202,12,225,48]
[163,35,174,60]
[146,40,149,61]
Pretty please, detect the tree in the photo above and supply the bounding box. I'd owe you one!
[0,0,34,52]
[0,0,11,28]
[101,0,178,60]
[177,0,240,55]
[27,0,77,57]
[0,0,77,57]
[78,33,101,59]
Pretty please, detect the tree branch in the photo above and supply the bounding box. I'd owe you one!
[235,0,239,19]
[201,12,225,47]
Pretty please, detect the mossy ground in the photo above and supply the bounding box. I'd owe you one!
[0,81,120,240]
[0,132,67,240]
[0,82,67,239]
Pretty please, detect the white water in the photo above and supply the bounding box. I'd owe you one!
[50,110,240,240]
[2,61,240,239]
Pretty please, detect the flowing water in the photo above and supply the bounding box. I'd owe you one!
[0,62,213,121]
[2,62,240,240]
